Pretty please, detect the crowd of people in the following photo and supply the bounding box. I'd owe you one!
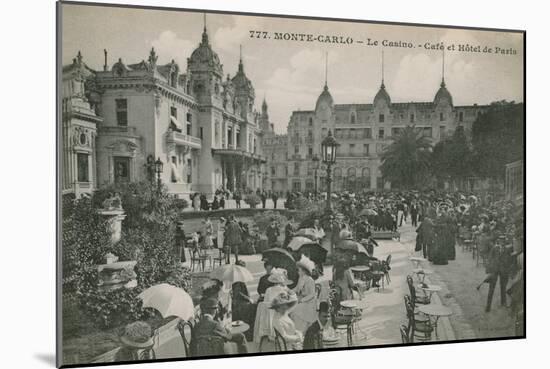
[168,187,524,357]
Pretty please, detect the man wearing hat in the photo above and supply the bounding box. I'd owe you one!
[116,321,155,361]
[483,236,514,312]
[175,220,187,263]
[224,215,243,264]
[257,258,275,303]
[190,298,248,356]
[303,301,331,350]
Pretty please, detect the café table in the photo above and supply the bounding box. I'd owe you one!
[339,300,368,342]
[227,321,250,335]
[409,256,426,269]
[417,304,453,340]
[412,268,433,283]
[419,284,442,303]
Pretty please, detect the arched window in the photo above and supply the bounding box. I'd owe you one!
[347,167,356,178]
[361,167,370,178]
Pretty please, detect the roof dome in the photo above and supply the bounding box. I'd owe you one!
[188,27,223,75]
[231,59,254,97]
[374,82,391,106]
[433,80,453,106]
[315,84,334,111]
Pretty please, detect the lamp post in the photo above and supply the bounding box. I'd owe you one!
[312,154,320,196]
[321,130,339,212]
[154,157,163,193]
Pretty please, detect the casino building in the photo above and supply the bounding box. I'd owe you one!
[61,22,268,198]
[262,56,488,194]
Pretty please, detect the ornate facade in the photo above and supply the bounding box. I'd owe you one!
[61,25,267,198]
[263,70,488,194]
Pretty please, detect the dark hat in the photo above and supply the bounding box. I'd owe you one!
[200,298,219,311]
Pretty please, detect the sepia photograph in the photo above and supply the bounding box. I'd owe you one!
[57,1,525,367]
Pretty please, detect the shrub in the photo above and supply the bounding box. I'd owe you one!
[63,181,193,331]
[244,193,261,208]
[253,210,287,235]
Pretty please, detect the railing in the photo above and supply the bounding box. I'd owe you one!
[166,130,202,149]
[99,126,138,135]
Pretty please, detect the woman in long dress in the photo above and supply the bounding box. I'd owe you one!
[290,255,317,334]
[332,260,356,301]
[271,290,303,350]
[202,216,214,249]
[253,268,293,348]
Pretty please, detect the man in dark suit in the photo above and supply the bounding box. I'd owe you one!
[257,258,274,302]
[190,298,248,356]
[303,302,330,350]
[485,237,514,312]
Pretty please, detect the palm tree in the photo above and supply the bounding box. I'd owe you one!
[380,126,433,189]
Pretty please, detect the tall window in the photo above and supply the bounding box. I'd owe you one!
[294,146,299,155]
[350,112,356,124]
[186,112,192,135]
[228,127,233,146]
[363,144,370,157]
[170,106,177,118]
[199,127,204,139]
[308,146,313,157]
[459,111,464,122]
[294,162,300,176]
[379,113,385,123]
[309,117,313,126]
[77,153,89,182]
[349,144,355,156]
[271,166,276,176]
[440,126,446,139]
[187,158,192,183]
[115,99,128,126]
[364,128,372,139]
[378,128,385,139]
[440,112,445,121]
[410,113,415,123]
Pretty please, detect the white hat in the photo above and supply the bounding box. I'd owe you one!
[267,268,293,285]
[296,254,315,275]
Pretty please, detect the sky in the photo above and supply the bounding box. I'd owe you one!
[61,3,524,133]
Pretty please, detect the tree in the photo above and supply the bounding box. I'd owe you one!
[472,101,524,179]
[432,126,474,189]
[380,126,433,189]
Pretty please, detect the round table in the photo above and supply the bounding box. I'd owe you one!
[419,284,442,302]
[409,257,426,269]
[412,268,433,283]
[227,321,250,335]
[417,304,453,340]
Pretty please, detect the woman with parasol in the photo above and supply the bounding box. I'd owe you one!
[290,255,317,334]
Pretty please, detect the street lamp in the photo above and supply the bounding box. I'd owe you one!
[154,157,163,192]
[321,130,339,212]
[312,154,320,196]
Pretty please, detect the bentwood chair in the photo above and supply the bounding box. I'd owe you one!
[177,319,194,357]
[404,295,433,342]
[274,329,288,352]
[400,324,410,344]
[407,275,430,306]
[383,254,392,284]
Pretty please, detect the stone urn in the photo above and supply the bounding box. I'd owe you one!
[98,209,126,245]
[97,259,138,292]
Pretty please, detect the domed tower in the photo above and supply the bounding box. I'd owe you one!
[187,16,224,105]
[259,96,271,132]
[374,51,391,107]
[373,51,391,124]
[315,52,333,123]
[231,46,255,121]
[433,50,453,131]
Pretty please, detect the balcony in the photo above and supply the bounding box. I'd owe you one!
[99,125,138,136]
[165,130,202,150]
[336,152,372,158]
[212,148,267,163]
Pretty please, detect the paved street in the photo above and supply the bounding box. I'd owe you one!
[151,221,461,359]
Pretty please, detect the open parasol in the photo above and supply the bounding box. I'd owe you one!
[138,283,194,321]
[210,264,254,284]
[294,228,324,240]
[262,248,298,288]
[288,236,319,251]
[359,208,378,217]
[336,239,369,255]
[297,243,328,265]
